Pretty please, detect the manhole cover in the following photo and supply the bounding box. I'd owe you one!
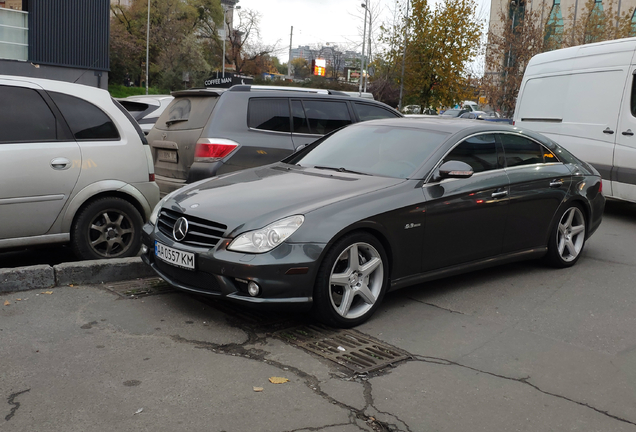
[104,278,175,298]
[273,325,411,373]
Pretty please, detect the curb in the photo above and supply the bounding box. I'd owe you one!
[0,257,156,293]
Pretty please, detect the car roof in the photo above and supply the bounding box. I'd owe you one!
[353,117,522,135]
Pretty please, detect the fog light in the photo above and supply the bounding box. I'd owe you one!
[247,281,260,297]
[141,244,148,254]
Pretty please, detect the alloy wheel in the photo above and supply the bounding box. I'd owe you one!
[557,207,586,262]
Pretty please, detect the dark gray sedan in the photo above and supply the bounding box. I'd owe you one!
[140,118,605,327]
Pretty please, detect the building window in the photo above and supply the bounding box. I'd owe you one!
[631,9,636,36]
[544,0,563,48]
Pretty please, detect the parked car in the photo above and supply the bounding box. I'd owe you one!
[459,111,487,119]
[440,108,469,117]
[147,85,402,196]
[141,118,604,327]
[402,105,422,114]
[0,75,160,259]
[514,37,636,203]
[117,95,174,135]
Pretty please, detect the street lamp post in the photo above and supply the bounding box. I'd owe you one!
[145,0,150,95]
[221,4,241,78]
[358,3,368,96]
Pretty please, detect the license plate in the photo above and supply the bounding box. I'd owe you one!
[155,241,195,270]
[157,149,177,163]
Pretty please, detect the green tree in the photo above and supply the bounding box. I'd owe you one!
[290,58,310,79]
[110,0,223,90]
[379,0,483,109]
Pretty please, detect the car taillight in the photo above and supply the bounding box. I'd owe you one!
[194,138,239,162]
[512,120,515,125]
[599,180,603,194]
[149,173,155,182]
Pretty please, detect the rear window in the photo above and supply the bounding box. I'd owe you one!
[49,92,120,140]
[154,96,219,130]
[354,102,400,121]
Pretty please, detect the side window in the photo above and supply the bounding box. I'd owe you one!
[444,134,499,173]
[500,134,551,167]
[354,102,400,121]
[247,98,291,132]
[49,92,119,140]
[291,100,310,134]
[631,74,636,117]
[302,100,352,135]
[0,85,57,143]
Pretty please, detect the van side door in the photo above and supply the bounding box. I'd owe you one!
[613,68,636,202]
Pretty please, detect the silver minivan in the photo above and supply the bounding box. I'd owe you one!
[0,75,160,259]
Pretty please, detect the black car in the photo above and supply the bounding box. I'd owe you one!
[141,118,605,328]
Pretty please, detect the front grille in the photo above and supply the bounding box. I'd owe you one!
[157,208,227,247]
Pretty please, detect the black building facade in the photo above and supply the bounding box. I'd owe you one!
[0,0,110,88]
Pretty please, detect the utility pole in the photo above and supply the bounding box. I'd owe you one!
[364,1,371,93]
[288,26,293,80]
[398,0,409,110]
[145,0,150,94]
[359,3,368,96]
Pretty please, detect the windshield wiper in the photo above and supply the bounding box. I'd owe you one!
[314,166,370,176]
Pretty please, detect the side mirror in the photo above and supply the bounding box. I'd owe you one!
[437,160,474,180]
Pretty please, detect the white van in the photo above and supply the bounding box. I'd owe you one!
[514,37,636,203]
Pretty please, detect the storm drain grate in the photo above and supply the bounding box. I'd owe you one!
[104,278,175,298]
[273,325,412,373]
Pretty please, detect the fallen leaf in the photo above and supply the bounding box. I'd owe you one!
[15,299,21,301]
[4,300,10,306]
[253,386,264,392]
[134,408,143,415]
[69,284,74,287]
[41,291,53,295]
[269,377,289,384]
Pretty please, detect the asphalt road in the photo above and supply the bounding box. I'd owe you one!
[1,199,635,431]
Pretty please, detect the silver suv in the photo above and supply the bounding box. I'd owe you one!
[147,85,402,196]
[0,75,160,260]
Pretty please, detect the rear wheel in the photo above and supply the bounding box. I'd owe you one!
[545,203,586,268]
[71,197,143,260]
[313,232,388,328]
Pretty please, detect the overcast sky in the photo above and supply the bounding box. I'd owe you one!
[235,0,492,64]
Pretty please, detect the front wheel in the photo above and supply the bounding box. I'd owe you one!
[545,203,587,268]
[313,232,389,328]
[71,197,143,260]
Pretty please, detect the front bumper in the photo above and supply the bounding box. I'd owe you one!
[141,223,324,310]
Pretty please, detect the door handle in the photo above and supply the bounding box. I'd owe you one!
[622,129,634,136]
[603,128,615,135]
[491,190,508,199]
[550,179,564,188]
[50,157,71,170]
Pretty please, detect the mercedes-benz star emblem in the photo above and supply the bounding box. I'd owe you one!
[173,217,189,242]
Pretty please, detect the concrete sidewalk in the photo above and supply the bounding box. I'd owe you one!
[0,257,155,293]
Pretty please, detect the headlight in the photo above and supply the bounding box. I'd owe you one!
[228,215,304,253]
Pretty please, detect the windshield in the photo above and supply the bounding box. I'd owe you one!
[288,124,448,179]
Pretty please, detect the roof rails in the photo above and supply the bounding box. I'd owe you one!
[228,84,349,96]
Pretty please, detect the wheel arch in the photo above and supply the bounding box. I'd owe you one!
[316,221,395,282]
[61,181,151,233]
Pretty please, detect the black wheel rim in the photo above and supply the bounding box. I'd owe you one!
[87,209,135,258]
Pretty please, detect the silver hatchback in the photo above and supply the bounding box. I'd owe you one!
[0,75,160,259]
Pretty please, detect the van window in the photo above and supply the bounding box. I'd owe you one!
[517,76,568,121]
[444,134,499,173]
[0,85,57,143]
[247,98,291,132]
[50,92,119,140]
[630,74,636,117]
[500,134,553,167]
[302,100,352,135]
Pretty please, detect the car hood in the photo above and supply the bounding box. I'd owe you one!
[165,163,405,236]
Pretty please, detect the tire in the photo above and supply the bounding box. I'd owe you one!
[545,202,587,268]
[313,232,389,328]
[71,197,143,260]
